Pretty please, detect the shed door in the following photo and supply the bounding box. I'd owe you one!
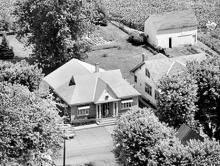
[169,37,172,48]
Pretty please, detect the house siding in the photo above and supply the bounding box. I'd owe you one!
[70,103,96,122]
[70,96,139,122]
[132,65,157,106]
[156,29,197,48]
[145,18,197,48]
[144,20,158,46]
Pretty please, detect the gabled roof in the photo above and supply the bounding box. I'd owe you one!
[176,124,204,145]
[146,10,197,34]
[44,58,105,90]
[130,53,167,73]
[131,53,206,84]
[44,59,140,105]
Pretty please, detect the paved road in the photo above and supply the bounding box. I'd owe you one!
[54,125,118,166]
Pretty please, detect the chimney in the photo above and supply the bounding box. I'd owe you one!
[95,63,100,73]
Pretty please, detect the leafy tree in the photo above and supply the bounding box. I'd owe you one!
[187,57,220,140]
[187,139,220,165]
[152,137,191,165]
[112,107,174,166]
[14,0,96,71]
[0,60,44,91]
[157,72,198,129]
[0,33,14,59]
[0,82,63,165]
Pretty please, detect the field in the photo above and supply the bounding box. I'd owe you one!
[101,0,220,54]
[102,0,220,31]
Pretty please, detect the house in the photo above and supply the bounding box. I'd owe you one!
[176,124,204,145]
[144,10,198,48]
[130,53,206,107]
[43,58,140,123]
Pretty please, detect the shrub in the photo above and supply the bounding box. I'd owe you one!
[112,107,174,166]
[188,139,220,165]
[127,31,146,45]
[152,138,191,165]
[0,60,44,91]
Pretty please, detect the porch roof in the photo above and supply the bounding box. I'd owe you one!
[95,99,120,104]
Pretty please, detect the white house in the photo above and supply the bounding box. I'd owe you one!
[144,10,198,48]
[130,53,206,107]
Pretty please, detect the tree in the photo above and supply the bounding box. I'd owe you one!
[0,60,44,91]
[187,57,220,140]
[0,33,14,59]
[14,0,96,71]
[157,72,198,129]
[0,82,63,165]
[112,107,174,166]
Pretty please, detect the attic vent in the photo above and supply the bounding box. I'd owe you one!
[69,76,76,86]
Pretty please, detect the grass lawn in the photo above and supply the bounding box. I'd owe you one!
[86,23,154,84]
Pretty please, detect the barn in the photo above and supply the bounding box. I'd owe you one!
[144,10,198,48]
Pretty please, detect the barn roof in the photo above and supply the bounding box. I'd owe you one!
[146,10,197,34]
[176,124,204,145]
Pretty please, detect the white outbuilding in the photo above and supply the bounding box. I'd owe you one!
[144,10,198,48]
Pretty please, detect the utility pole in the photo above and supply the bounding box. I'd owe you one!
[63,138,66,166]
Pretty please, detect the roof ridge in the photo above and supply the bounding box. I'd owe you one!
[92,76,99,102]
[166,61,175,76]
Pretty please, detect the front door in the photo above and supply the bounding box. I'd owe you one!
[101,103,110,118]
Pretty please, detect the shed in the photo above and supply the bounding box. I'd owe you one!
[144,10,198,48]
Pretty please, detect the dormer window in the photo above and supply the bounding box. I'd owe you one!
[69,76,76,86]
[145,68,150,78]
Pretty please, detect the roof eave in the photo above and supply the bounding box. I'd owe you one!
[130,62,145,73]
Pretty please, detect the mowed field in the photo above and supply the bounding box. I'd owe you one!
[86,23,154,83]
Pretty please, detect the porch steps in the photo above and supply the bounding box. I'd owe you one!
[96,117,116,126]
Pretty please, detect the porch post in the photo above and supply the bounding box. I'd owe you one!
[113,102,115,117]
[116,102,119,117]
[99,104,101,119]
[96,105,98,119]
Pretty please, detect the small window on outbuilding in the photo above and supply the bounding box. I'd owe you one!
[145,68,150,78]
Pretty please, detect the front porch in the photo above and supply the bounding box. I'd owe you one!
[95,100,119,119]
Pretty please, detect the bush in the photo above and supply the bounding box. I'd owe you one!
[0,60,44,91]
[127,31,146,45]
[112,107,174,166]
[188,139,220,165]
[153,138,220,166]
[152,138,191,165]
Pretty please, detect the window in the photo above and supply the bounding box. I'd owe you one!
[121,99,133,109]
[77,106,90,116]
[134,75,137,83]
[145,68,150,78]
[145,83,152,96]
